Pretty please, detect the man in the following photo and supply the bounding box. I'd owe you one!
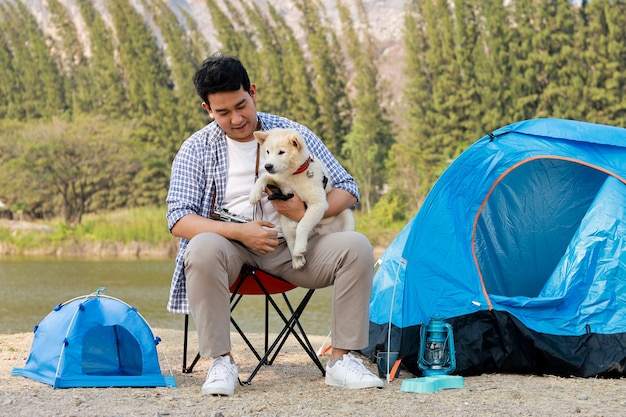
[166,52,383,396]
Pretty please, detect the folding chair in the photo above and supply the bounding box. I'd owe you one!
[182,265,326,384]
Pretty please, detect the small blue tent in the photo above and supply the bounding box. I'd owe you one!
[364,118,626,377]
[12,289,176,388]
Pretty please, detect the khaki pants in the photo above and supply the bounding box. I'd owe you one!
[184,231,374,358]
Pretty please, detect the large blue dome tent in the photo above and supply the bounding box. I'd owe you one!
[364,118,626,377]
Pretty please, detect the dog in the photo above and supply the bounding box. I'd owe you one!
[249,128,355,269]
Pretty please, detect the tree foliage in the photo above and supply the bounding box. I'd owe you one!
[337,0,393,213]
[1,0,626,228]
[383,0,626,219]
[0,117,141,225]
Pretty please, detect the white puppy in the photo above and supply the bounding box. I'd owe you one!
[249,128,355,269]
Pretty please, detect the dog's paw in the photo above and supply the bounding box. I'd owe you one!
[292,254,306,270]
[249,187,263,204]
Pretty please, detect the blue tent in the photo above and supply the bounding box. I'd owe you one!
[364,118,626,377]
[12,289,176,388]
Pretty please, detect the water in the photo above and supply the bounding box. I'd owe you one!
[0,257,333,336]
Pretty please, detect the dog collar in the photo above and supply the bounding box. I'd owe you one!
[292,156,312,175]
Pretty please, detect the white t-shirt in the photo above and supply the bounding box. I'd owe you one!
[223,138,282,233]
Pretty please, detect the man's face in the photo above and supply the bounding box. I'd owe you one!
[203,85,258,142]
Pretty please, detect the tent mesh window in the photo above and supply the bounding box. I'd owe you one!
[82,325,143,376]
[475,158,608,297]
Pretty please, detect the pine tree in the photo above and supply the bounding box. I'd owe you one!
[293,0,350,154]
[473,0,515,128]
[385,0,432,213]
[2,1,65,119]
[179,8,212,66]
[533,0,579,119]
[142,0,207,140]
[107,0,174,118]
[450,0,482,142]
[220,0,259,82]
[107,0,179,205]
[46,0,91,116]
[424,0,467,172]
[508,0,546,120]
[0,21,19,119]
[337,0,393,213]
[267,4,319,129]
[238,1,287,114]
[583,0,626,125]
[77,0,126,117]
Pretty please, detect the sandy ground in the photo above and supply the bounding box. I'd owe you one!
[2,329,626,417]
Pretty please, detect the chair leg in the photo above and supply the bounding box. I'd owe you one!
[182,267,327,382]
[182,314,201,373]
[282,290,326,375]
[271,289,326,375]
[239,288,326,384]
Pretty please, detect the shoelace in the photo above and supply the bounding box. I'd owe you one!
[343,354,371,375]
[208,357,235,381]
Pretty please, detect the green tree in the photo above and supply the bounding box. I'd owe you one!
[582,0,626,125]
[107,0,180,205]
[473,0,515,128]
[1,1,65,119]
[337,0,393,213]
[179,8,212,66]
[143,0,207,138]
[77,0,127,117]
[390,0,457,211]
[531,0,578,119]
[0,117,141,224]
[238,1,287,114]
[266,4,319,128]
[293,0,350,154]
[205,0,238,55]
[383,0,431,215]
[107,0,174,118]
[0,27,18,119]
[46,0,92,117]
[221,0,259,80]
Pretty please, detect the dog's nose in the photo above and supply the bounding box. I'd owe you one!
[265,163,274,172]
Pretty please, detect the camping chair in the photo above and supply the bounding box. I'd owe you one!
[182,265,326,384]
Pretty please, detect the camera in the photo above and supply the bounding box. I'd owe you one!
[210,208,252,223]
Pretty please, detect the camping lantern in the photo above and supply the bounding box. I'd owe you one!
[418,315,456,376]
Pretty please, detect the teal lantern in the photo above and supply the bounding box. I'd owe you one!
[418,315,456,376]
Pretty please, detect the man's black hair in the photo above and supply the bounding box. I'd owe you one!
[193,52,252,106]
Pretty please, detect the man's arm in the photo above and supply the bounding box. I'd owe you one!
[270,188,356,222]
[171,214,281,254]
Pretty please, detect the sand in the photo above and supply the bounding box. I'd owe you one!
[2,329,626,417]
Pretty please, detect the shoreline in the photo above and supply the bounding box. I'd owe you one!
[2,329,626,416]
[1,219,388,260]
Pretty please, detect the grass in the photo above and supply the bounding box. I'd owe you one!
[76,207,170,245]
[0,207,401,255]
[0,207,172,253]
[355,212,406,248]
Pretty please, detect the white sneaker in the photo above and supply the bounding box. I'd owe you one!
[201,355,238,396]
[325,353,384,389]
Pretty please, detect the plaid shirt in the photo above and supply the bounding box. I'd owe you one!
[166,112,360,314]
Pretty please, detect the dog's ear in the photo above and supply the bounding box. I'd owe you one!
[253,131,269,145]
[289,132,303,150]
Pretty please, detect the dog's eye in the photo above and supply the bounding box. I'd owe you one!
[278,150,285,155]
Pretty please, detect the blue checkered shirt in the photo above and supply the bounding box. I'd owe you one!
[166,112,360,314]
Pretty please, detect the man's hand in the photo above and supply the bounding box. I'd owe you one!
[171,214,280,254]
[236,220,280,254]
[269,192,306,222]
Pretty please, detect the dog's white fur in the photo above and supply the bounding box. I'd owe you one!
[249,128,355,269]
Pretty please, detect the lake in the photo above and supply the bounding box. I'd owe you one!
[0,257,333,337]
